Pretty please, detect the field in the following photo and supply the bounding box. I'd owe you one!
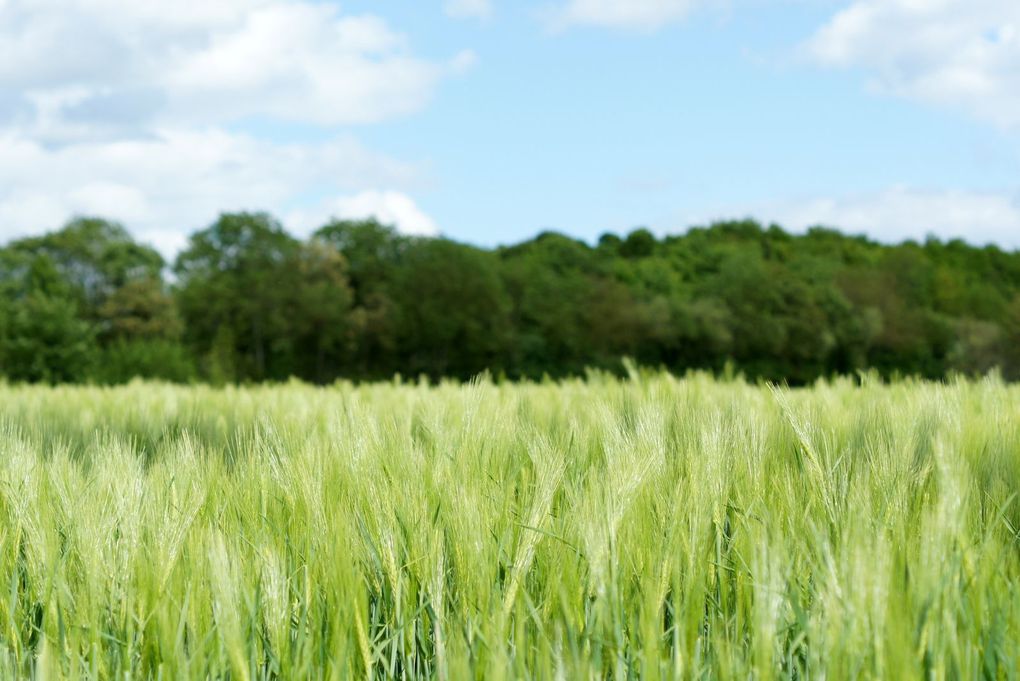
[1,373,1019,679]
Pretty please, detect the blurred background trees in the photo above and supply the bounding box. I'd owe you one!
[2,213,1019,384]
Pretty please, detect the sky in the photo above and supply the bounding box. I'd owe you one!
[1,0,1019,255]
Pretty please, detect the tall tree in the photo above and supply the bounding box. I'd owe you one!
[7,217,164,313]
[0,254,96,382]
[393,238,512,379]
[289,239,357,383]
[174,213,302,380]
[314,219,407,378]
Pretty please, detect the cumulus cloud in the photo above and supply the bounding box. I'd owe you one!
[546,0,701,31]
[166,8,467,126]
[807,0,1020,127]
[0,0,468,130]
[0,0,464,251]
[289,190,440,238]
[444,0,492,20]
[731,186,1020,249]
[0,128,423,255]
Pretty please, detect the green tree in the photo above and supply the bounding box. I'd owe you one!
[98,278,183,341]
[174,213,301,380]
[0,255,96,382]
[394,238,512,379]
[7,217,164,312]
[289,239,357,383]
[619,228,657,259]
[499,232,603,377]
[314,219,406,378]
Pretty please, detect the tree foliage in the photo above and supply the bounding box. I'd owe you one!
[3,214,1020,384]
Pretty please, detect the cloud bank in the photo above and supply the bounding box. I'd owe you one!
[0,0,462,252]
[808,0,1020,127]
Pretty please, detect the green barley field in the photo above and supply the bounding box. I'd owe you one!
[2,372,1020,679]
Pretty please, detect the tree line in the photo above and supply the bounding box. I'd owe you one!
[2,213,1019,384]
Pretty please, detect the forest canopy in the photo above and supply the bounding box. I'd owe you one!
[2,213,1019,385]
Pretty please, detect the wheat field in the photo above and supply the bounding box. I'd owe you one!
[0,372,1018,679]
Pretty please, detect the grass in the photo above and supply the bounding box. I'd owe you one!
[0,371,1019,679]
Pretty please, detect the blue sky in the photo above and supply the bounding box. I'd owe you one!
[1,0,1018,254]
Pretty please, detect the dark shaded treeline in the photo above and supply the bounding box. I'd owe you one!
[2,213,1019,384]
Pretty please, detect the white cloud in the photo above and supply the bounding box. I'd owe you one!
[289,190,440,237]
[0,1,469,130]
[730,186,1020,249]
[0,129,423,256]
[167,7,465,126]
[445,0,492,20]
[0,0,466,253]
[808,0,1020,127]
[547,0,701,31]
